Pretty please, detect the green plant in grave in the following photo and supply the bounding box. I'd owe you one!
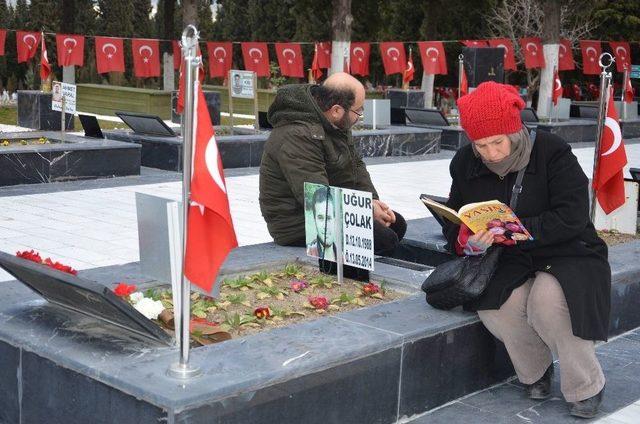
[223,276,254,291]
[282,263,305,279]
[256,285,288,300]
[310,274,337,289]
[191,296,218,318]
[225,292,251,307]
[220,312,258,332]
[250,271,274,287]
[270,307,306,320]
[331,292,365,306]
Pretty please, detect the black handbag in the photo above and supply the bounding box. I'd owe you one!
[421,131,535,310]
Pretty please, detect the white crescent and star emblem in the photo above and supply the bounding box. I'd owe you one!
[63,37,77,54]
[213,46,227,63]
[602,116,622,157]
[615,46,627,61]
[386,47,400,61]
[496,43,508,59]
[282,48,296,64]
[204,133,227,194]
[526,42,538,56]
[249,47,263,63]
[426,47,439,62]
[559,43,567,58]
[353,47,365,62]
[585,46,597,62]
[102,42,117,59]
[23,34,37,50]
[555,77,562,91]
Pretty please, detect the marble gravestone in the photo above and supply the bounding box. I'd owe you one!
[170,90,221,125]
[0,251,172,345]
[17,90,74,131]
[386,89,426,109]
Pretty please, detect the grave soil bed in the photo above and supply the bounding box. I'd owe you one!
[0,136,58,146]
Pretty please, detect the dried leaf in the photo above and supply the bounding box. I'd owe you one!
[302,302,314,309]
[328,304,340,311]
[275,293,285,300]
[356,298,366,306]
[241,301,251,307]
[289,311,306,317]
[263,278,273,287]
[371,293,384,300]
[240,286,249,291]
[256,292,270,300]
[272,316,284,321]
[193,310,207,319]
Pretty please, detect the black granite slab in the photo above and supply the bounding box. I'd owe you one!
[171,90,221,125]
[534,119,598,143]
[387,89,426,108]
[0,131,140,186]
[17,90,74,131]
[621,119,640,139]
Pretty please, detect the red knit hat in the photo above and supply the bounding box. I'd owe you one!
[457,81,525,141]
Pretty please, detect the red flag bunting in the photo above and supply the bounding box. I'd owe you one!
[16,31,40,63]
[379,42,406,75]
[487,38,516,71]
[580,40,602,75]
[207,42,233,78]
[460,67,468,97]
[172,40,181,70]
[552,68,562,106]
[183,79,238,292]
[241,42,270,77]
[316,41,331,68]
[558,39,575,71]
[461,40,489,47]
[349,42,370,76]
[95,37,125,74]
[624,70,634,103]
[311,44,323,81]
[275,42,304,78]
[131,38,160,78]
[40,33,51,81]
[0,29,6,56]
[519,37,545,69]
[417,41,447,75]
[403,51,414,84]
[56,34,84,67]
[593,87,628,214]
[609,41,631,73]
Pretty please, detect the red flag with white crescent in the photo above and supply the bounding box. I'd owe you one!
[207,42,233,78]
[461,40,489,48]
[379,42,406,75]
[579,40,602,75]
[552,68,562,105]
[172,40,182,70]
[316,42,331,68]
[0,29,7,56]
[16,31,40,63]
[131,38,161,78]
[558,39,575,71]
[403,51,414,84]
[183,78,238,292]
[275,43,304,78]
[624,70,634,103]
[593,87,628,214]
[56,34,84,67]
[417,41,447,75]
[519,37,545,69]
[40,34,51,81]
[95,36,125,74]
[487,38,516,71]
[349,42,370,76]
[311,43,323,81]
[609,41,631,73]
[241,42,270,77]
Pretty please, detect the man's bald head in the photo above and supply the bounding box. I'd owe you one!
[323,72,365,97]
[312,72,366,130]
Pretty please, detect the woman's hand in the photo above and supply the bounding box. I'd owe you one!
[464,230,495,255]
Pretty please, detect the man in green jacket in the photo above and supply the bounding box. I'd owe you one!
[259,72,406,257]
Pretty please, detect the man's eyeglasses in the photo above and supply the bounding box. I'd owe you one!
[341,105,363,118]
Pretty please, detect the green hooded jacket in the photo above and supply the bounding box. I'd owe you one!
[259,84,378,245]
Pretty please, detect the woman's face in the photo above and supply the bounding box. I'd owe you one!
[473,134,512,163]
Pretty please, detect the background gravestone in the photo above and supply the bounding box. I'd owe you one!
[171,91,221,125]
[17,91,74,131]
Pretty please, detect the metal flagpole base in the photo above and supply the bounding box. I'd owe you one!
[167,362,202,379]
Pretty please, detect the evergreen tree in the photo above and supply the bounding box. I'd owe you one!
[591,0,640,41]
[132,0,153,38]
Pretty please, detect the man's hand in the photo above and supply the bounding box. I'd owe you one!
[373,199,396,227]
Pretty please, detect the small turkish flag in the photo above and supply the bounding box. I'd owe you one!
[403,52,414,84]
[461,40,489,48]
[183,79,238,292]
[132,38,160,78]
[172,40,182,70]
[418,41,447,75]
[624,69,634,103]
[0,29,6,56]
[580,40,602,75]
[40,34,51,81]
[380,42,406,75]
[207,42,232,78]
[275,43,304,78]
[56,34,84,67]
[593,87,628,214]
[311,43,323,82]
[609,41,631,73]
[241,42,270,77]
[95,37,125,74]
[16,31,40,63]
[558,39,575,71]
[519,37,545,69]
[488,38,516,71]
[316,41,331,68]
[552,69,562,106]
[460,67,468,97]
[350,42,370,76]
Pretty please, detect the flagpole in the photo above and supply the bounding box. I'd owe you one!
[590,53,614,221]
[622,66,629,121]
[167,24,202,380]
[458,54,463,98]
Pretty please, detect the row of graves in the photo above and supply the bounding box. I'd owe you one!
[0,43,639,422]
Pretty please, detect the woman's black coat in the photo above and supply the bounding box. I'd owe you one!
[443,130,611,341]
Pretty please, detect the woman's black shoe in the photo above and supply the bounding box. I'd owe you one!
[526,365,554,400]
[569,386,605,419]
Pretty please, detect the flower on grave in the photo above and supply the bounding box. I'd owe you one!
[253,306,271,320]
[289,280,308,293]
[38,137,47,144]
[308,296,329,310]
[16,250,43,264]
[133,297,165,320]
[43,258,78,275]
[189,317,219,331]
[20,139,27,145]
[1,140,9,146]
[113,283,137,298]
[129,291,144,304]
[361,283,380,296]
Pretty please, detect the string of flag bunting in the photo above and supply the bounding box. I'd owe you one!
[0,29,634,81]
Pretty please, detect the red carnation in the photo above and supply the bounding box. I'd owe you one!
[254,306,272,319]
[113,282,137,297]
[16,250,43,264]
[362,283,380,296]
[308,296,329,310]
[43,258,78,275]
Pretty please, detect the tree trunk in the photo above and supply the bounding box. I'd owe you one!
[420,73,435,108]
[536,0,561,119]
[61,0,76,85]
[162,0,176,91]
[330,0,352,75]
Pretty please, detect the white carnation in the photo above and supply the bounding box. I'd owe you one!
[134,297,165,320]
[129,292,144,304]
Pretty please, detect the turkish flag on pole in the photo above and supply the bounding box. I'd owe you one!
[16,31,40,63]
[56,34,84,67]
[275,43,304,78]
[552,68,562,105]
[379,42,406,75]
[207,42,232,78]
[519,37,545,69]
[488,38,516,70]
[593,87,628,214]
[311,44,323,81]
[461,40,489,47]
[40,34,51,81]
[316,42,331,68]
[609,41,631,73]
[558,39,575,71]
[349,42,370,76]
[460,67,468,97]
[95,37,125,74]
[172,41,182,70]
[0,29,6,56]
[580,40,602,75]
[417,41,447,75]
[403,51,414,85]
[624,70,634,103]
[241,42,270,77]
[183,80,238,292]
[132,38,161,78]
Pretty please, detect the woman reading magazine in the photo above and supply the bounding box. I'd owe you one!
[442,82,610,419]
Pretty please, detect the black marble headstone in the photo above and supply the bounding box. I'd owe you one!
[171,90,221,125]
[116,112,177,137]
[0,251,172,345]
[462,48,504,87]
[386,89,426,109]
[404,108,450,126]
[17,90,74,131]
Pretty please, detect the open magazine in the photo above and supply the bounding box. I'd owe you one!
[420,194,533,243]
